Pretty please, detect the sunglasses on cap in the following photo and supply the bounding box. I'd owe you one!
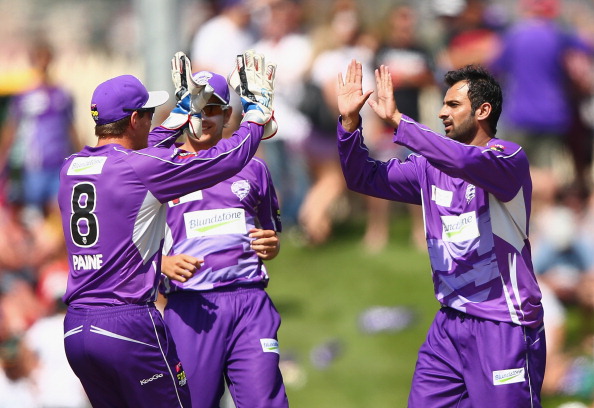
[202,104,229,117]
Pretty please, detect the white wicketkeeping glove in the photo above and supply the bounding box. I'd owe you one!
[228,49,277,139]
[162,51,213,140]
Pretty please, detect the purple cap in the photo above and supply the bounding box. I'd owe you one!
[90,74,169,125]
[192,71,230,105]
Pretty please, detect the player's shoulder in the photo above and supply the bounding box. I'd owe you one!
[485,138,525,158]
[249,156,270,167]
[235,157,273,180]
[130,145,176,160]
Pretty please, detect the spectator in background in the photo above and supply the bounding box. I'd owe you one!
[368,3,436,252]
[298,0,380,245]
[434,0,501,73]
[488,0,594,206]
[0,334,38,408]
[252,0,313,230]
[190,0,255,75]
[190,0,256,133]
[24,255,90,408]
[531,184,594,305]
[0,38,80,229]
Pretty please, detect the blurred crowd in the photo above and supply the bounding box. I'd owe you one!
[2,0,594,406]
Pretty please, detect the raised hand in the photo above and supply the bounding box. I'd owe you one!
[162,51,214,137]
[368,65,402,129]
[337,59,373,132]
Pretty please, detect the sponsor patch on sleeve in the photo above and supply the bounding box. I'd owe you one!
[492,368,525,385]
[260,338,279,354]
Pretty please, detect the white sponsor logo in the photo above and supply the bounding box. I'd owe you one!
[492,368,525,385]
[140,373,164,385]
[231,180,250,200]
[260,338,279,354]
[67,157,107,175]
[168,190,203,207]
[72,254,103,270]
[432,185,453,207]
[184,208,246,238]
[441,211,479,242]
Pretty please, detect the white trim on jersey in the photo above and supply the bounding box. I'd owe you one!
[133,190,167,265]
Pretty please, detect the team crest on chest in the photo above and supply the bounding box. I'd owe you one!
[231,180,250,200]
[465,184,475,204]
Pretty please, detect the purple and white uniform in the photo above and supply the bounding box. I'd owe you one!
[59,123,263,408]
[161,155,281,292]
[8,84,75,207]
[155,137,288,408]
[338,115,546,407]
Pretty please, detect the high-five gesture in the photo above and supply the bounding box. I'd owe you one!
[337,59,373,132]
[368,65,402,129]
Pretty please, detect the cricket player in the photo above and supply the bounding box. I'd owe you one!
[151,68,287,408]
[58,51,276,408]
[336,60,546,407]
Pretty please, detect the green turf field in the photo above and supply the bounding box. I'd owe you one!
[265,203,591,408]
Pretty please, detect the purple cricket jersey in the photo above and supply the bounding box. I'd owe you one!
[59,123,263,306]
[9,84,75,170]
[160,153,282,292]
[338,115,543,328]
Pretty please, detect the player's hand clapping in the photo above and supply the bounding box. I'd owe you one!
[368,65,402,129]
[337,59,373,132]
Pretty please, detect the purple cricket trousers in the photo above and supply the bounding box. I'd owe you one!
[164,286,289,408]
[408,307,546,408]
[64,303,191,408]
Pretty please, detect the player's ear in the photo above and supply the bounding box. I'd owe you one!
[129,111,142,130]
[476,102,491,121]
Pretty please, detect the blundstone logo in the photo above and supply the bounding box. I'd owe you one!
[492,368,525,385]
[260,338,279,354]
[184,208,246,238]
[441,211,479,242]
[67,157,107,176]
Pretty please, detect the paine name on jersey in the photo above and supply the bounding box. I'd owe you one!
[72,254,103,270]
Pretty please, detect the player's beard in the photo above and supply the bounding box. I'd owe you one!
[447,113,478,145]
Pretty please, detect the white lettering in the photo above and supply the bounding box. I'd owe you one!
[72,254,104,270]
[140,373,164,385]
[184,208,247,238]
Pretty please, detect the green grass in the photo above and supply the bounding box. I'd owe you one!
[264,205,590,408]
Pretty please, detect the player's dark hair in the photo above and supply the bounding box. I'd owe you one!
[444,65,502,135]
[95,110,152,137]
[95,115,131,138]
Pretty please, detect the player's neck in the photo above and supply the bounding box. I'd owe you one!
[96,136,136,150]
